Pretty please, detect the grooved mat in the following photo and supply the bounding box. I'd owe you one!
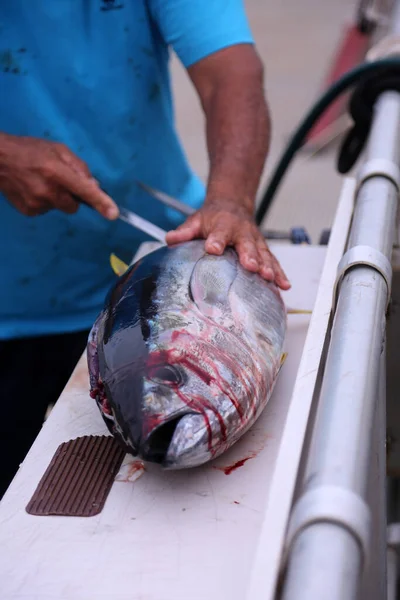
[26,435,126,517]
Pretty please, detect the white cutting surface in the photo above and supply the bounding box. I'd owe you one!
[0,243,327,600]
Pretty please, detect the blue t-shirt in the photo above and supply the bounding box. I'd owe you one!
[0,1,253,339]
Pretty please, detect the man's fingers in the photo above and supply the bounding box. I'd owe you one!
[271,256,291,290]
[204,226,231,255]
[55,190,80,214]
[257,242,276,281]
[234,236,261,273]
[165,215,202,245]
[56,144,91,178]
[257,238,291,289]
[266,248,291,289]
[53,163,119,219]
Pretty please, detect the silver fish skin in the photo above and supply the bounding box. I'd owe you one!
[87,240,287,469]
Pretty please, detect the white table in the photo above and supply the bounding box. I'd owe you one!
[0,185,353,600]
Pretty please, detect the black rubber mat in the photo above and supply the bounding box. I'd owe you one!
[26,435,125,517]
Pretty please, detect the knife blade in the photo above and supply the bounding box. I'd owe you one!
[74,196,167,244]
[117,206,167,244]
[136,180,196,217]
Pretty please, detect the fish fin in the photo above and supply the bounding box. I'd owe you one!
[287,307,313,315]
[189,251,237,315]
[110,253,129,277]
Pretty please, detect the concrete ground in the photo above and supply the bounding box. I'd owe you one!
[169,0,361,243]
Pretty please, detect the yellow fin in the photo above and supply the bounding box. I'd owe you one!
[280,352,288,367]
[287,307,313,315]
[110,253,129,276]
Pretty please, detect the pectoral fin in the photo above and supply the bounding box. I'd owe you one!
[189,251,238,316]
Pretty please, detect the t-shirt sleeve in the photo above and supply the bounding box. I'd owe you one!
[147,0,255,68]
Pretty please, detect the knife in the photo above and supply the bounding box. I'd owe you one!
[75,195,167,244]
[136,180,196,217]
[116,206,167,244]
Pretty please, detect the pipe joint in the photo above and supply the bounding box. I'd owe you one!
[283,486,371,571]
[333,245,392,312]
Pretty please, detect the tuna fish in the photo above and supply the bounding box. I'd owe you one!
[87,240,287,469]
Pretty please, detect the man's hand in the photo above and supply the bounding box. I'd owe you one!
[165,200,291,291]
[0,133,119,219]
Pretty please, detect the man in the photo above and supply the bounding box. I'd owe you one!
[0,1,290,497]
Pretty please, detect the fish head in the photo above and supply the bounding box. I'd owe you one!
[94,326,230,470]
[139,336,234,469]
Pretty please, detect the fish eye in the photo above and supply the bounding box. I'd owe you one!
[148,364,183,387]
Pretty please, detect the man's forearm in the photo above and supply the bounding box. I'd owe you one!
[204,64,270,213]
[189,45,271,215]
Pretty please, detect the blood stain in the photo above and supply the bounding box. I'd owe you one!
[116,460,145,483]
[213,451,257,475]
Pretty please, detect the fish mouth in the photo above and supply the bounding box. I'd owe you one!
[140,415,186,465]
[139,411,221,469]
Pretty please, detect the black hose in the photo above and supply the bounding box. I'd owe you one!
[255,58,400,226]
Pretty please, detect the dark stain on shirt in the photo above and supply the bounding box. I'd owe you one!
[148,83,160,102]
[19,276,31,286]
[141,47,154,58]
[0,50,21,74]
[100,0,124,11]
[128,59,142,80]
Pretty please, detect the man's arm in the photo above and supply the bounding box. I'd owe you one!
[190,44,269,216]
[165,45,290,290]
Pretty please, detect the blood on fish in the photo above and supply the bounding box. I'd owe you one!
[148,346,232,450]
[147,347,212,386]
[174,388,214,453]
[184,355,244,420]
[192,393,227,444]
[148,338,246,422]
[164,328,261,418]
[90,382,113,416]
[142,413,164,439]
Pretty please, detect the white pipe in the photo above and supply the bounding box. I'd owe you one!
[281,3,400,597]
